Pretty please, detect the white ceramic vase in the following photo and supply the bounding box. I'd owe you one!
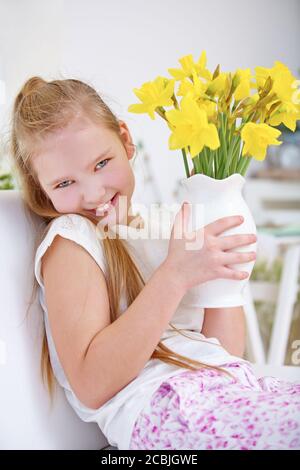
[179,173,257,308]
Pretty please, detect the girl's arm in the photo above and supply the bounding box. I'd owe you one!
[201,307,247,357]
[42,235,187,410]
[81,262,185,409]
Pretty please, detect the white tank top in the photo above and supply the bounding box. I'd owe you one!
[34,211,244,449]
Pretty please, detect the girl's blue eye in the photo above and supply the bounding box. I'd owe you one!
[56,180,71,189]
[95,159,109,170]
[55,159,109,189]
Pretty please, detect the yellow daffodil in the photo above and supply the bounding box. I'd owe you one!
[197,99,217,118]
[207,72,228,97]
[128,52,300,178]
[233,68,252,101]
[195,51,213,81]
[165,96,220,157]
[178,70,207,100]
[255,61,298,102]
[241,122,282,161]
[168,51,212,81]
[268,102,300,131]
[177,77,197,99]
[177,72,216,118]
[128,76,175,120]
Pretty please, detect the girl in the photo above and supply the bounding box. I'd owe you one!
[9,76,300,450]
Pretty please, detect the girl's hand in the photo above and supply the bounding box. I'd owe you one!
[163,202,256,293]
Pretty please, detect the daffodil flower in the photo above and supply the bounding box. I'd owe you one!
[168,51,212,82]
[207,72,228,98]
[128,53,299,178]
[241,122,282,161]
[197,99,217,119]
[233,68,252,101]
[165,96,220,157]
[127,76,175,120]
[268,101,300,131]
[177,73,217,119]
[178,70,207,100]
[255,61,298,102]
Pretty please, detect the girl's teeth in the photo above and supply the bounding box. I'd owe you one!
[96,200,112,216]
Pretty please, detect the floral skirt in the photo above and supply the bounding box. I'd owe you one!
[129,361,300,450]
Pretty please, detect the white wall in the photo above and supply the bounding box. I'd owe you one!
[0,0,63,172]
[1,0,299,204]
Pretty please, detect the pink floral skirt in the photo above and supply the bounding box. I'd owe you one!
[129,361,300,450]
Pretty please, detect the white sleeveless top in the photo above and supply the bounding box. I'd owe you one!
[34,210,245,449]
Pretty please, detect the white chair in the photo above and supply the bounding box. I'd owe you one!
[0,189,108,450]
[243,177,300,374]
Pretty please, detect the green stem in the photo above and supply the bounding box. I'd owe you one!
[239,155,252,176]
[229,135,241,174]
[192,156,198,174]
[193,153,202,173]
[220,113,232,178]
[216,162,224,179]
[215,144,223,179]
[215,114,224,178]
[236,156,245,173]
[222,118,243,178]
[205,148,214,177]
[235,143,251,175]
[213,148,218,178]
[181,148,190,178]
[241,157,252,176]
[232,111,257,174]
[216,147,226,178]
[203,149,207,175]
[201,149,209,174]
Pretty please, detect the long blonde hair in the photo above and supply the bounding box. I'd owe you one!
[8,76,236,399]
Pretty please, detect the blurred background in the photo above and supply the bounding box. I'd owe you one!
[0,0,299,369]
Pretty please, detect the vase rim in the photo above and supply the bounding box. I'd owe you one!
[179,173,245,185]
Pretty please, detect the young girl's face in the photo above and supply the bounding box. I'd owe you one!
[32,114,136,226]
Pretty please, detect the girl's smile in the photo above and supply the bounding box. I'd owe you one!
[85,191,120,217]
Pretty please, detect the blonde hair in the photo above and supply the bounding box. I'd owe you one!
[8,76,236,400]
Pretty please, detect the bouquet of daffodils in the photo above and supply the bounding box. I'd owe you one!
[128,51,300,179]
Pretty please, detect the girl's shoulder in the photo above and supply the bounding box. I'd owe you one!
[34,214,106,288]
[47,213,97,239]
[44,213,105,254]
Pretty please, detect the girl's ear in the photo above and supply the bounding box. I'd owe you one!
[118,120,135,160]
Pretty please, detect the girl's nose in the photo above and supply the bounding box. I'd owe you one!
[82,185,106,207]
